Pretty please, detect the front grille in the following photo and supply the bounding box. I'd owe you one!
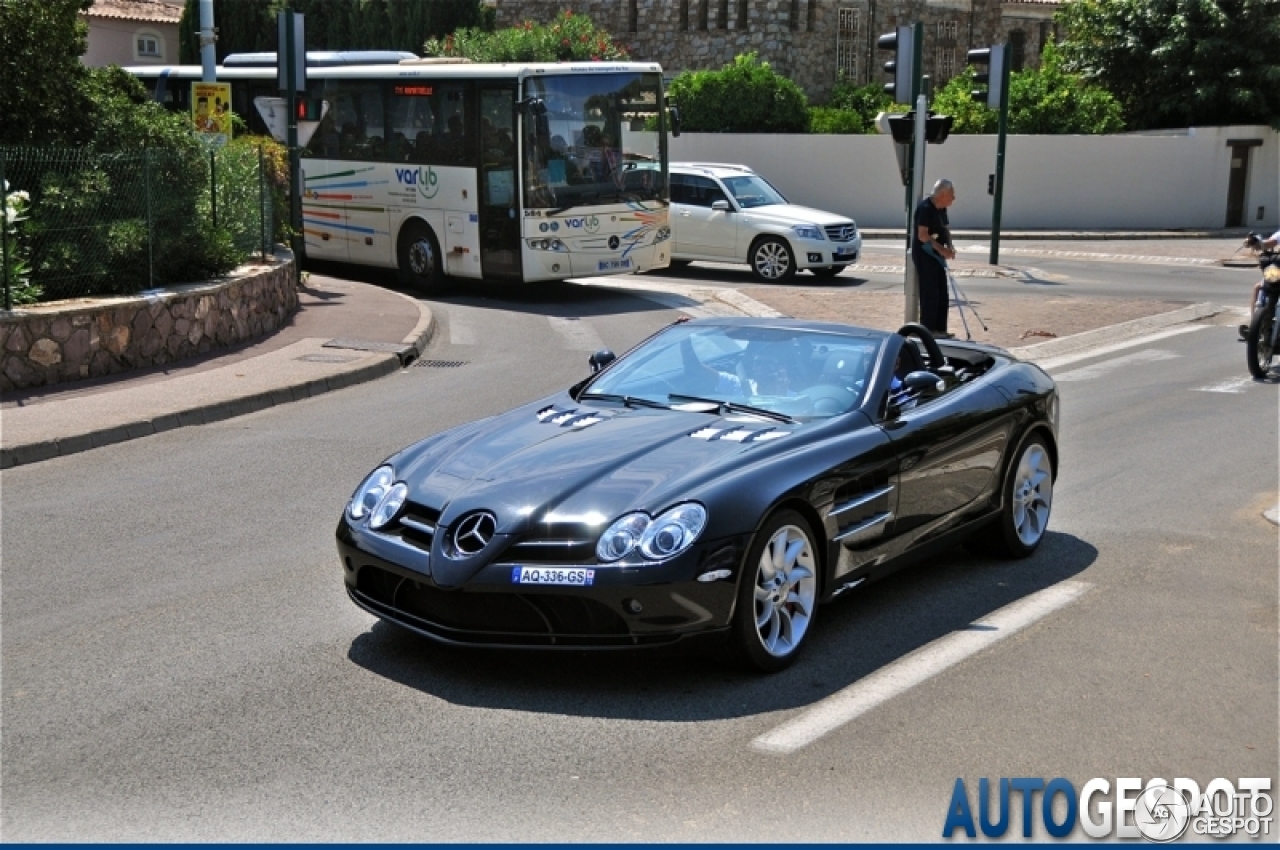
[354,565,658,646]
[825,223,857,242]
[391,501,440,551]
[503,520,596,563]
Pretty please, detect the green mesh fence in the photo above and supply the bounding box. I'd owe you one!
[0,145,273,308]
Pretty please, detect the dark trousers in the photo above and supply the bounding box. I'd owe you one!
[913,253,949,334]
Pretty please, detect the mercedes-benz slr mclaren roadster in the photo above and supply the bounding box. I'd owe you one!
[337,318,1059,671]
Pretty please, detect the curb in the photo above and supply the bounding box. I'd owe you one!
[0,298,436,470]
[1008,302,1221,362]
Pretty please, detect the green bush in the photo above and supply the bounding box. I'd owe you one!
[808,107,870,134]
[666,53,809,133]
[931,43,1125,134]
[423,11,629,62]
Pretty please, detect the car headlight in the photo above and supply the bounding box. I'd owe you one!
[348,465,394,521]
[792,224,824,240]
[596,502,707,563]
[369,482,408,530]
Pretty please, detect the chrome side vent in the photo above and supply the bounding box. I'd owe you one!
[690,426,791,442]
[536,405,612,429]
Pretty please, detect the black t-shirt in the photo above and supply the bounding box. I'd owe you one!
[912,196,951,257]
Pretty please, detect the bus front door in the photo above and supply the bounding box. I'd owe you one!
[477,85,522,280]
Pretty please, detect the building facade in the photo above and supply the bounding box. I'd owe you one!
[495,0,1059,102]
[80,0,184,68]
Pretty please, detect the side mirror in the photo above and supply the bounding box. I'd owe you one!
[589,349,616,373]
[669,103,682,137]
[711,200,730,212]
[901,370,945,397]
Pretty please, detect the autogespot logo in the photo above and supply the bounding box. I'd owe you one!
[394,165,439,200]
[942,777,1272,841]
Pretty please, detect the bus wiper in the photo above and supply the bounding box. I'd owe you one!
[667,393,796,424]
[580,392,669,410]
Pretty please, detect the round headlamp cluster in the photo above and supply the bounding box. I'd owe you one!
[595,502,707,563]
[348,465,408,530]
[527,238,565,252]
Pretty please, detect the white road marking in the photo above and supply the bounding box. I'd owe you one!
[449,313,477,345]
[1194,376,1253,394]
[547,316,606,351]
[1034,325,1206,372]
[752,580,1091,755]
[1051,348,1181,382]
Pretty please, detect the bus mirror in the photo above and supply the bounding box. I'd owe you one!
[669,103,682,137]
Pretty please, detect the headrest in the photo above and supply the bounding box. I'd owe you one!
[823,350,863,378]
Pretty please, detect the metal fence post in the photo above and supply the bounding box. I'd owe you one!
[1,151,10,311]
[210,148,218,231]
[144,148,154,289]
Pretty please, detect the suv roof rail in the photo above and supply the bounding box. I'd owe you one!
[673,162,754,174]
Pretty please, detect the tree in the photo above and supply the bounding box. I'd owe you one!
[1055,0,1280,129]
[178,0,491,63]
[423,10,628,62]
[932,42,1125,134]
[0,0,94,145]
[666,53,809,133]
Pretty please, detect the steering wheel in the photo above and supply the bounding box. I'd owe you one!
[895,323,946,370]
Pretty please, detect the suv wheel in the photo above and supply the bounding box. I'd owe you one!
[750,236,796,282]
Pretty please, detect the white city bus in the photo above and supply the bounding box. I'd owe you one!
[129,56,674,290]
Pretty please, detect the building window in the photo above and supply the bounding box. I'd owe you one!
[717,0,729,28]
[789,0,800,31]
[737,0,749,29]
[935,20,957,43]
[628,0,638,32]
[1009,29,1026,71]
[134,30,164,61]
[680,0,690,30]
[836,8,859,82]
[934,47,956,81]
[697,0,709,30]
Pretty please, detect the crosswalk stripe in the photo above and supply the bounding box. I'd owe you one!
[1194,377,1253,393]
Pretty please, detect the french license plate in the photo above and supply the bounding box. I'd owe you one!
[511,566,595,586]
[834,248,857,259]
[597,258,633,271]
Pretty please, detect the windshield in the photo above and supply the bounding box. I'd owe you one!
[722,175,787,208]
[522,72,666,210]
[582,323,879,420]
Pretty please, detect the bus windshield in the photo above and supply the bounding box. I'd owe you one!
[522,71,665,212]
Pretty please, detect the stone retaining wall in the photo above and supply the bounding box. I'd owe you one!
[0,251,298,392]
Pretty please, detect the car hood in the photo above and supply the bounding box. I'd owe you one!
[743,203,855,228]
[391,394,802,534]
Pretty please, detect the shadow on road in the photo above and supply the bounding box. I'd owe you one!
[346,531,1097,722]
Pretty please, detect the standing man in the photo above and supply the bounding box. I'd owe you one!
[912,179,957,338]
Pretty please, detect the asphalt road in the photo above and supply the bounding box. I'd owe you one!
[2,273,1275,841]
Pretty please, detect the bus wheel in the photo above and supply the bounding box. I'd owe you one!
[397,221,446,295]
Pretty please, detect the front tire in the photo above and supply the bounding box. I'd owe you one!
[397,220,447,295]
[729,510,819,672]
[967,433,1054,558]
[749,237,796,283]
[1246,305,1275,379]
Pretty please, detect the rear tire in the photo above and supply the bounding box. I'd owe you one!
[1246,305,1275,379]
[966,433,1054,559]
[728,509,819,672]
[397,220,447,296]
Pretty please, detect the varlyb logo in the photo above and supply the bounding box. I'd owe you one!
[395,166,439,199]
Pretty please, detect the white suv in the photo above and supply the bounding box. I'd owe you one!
[668,162,861,282]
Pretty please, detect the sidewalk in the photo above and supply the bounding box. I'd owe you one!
[0,239,1245,470]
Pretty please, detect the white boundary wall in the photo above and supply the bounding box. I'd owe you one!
[670,125,1279,232]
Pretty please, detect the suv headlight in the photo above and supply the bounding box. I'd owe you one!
[792,224,824,240]
[596,502,708,563]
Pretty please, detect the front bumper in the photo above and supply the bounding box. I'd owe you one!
[794,235,862,269]
[337,518,748,649]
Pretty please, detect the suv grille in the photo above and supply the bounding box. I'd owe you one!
[825,223,857,242]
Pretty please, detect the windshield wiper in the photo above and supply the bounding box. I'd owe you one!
[580,392,669,410]
[667,393,796,424]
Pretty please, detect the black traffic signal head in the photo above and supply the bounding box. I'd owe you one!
[925,113,953,145]
[877,25,915,105]
[886,111,914,144]
[966,44,1005,109]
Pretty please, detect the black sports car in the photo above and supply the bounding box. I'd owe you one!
[337,318,1058,671]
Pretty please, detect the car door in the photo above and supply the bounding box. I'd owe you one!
[878,352,1015,552]
[671,174,736,259]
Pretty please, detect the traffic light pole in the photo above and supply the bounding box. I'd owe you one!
[903,22,925,326]
[988,55,1011,266]
[283,10,303,262]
